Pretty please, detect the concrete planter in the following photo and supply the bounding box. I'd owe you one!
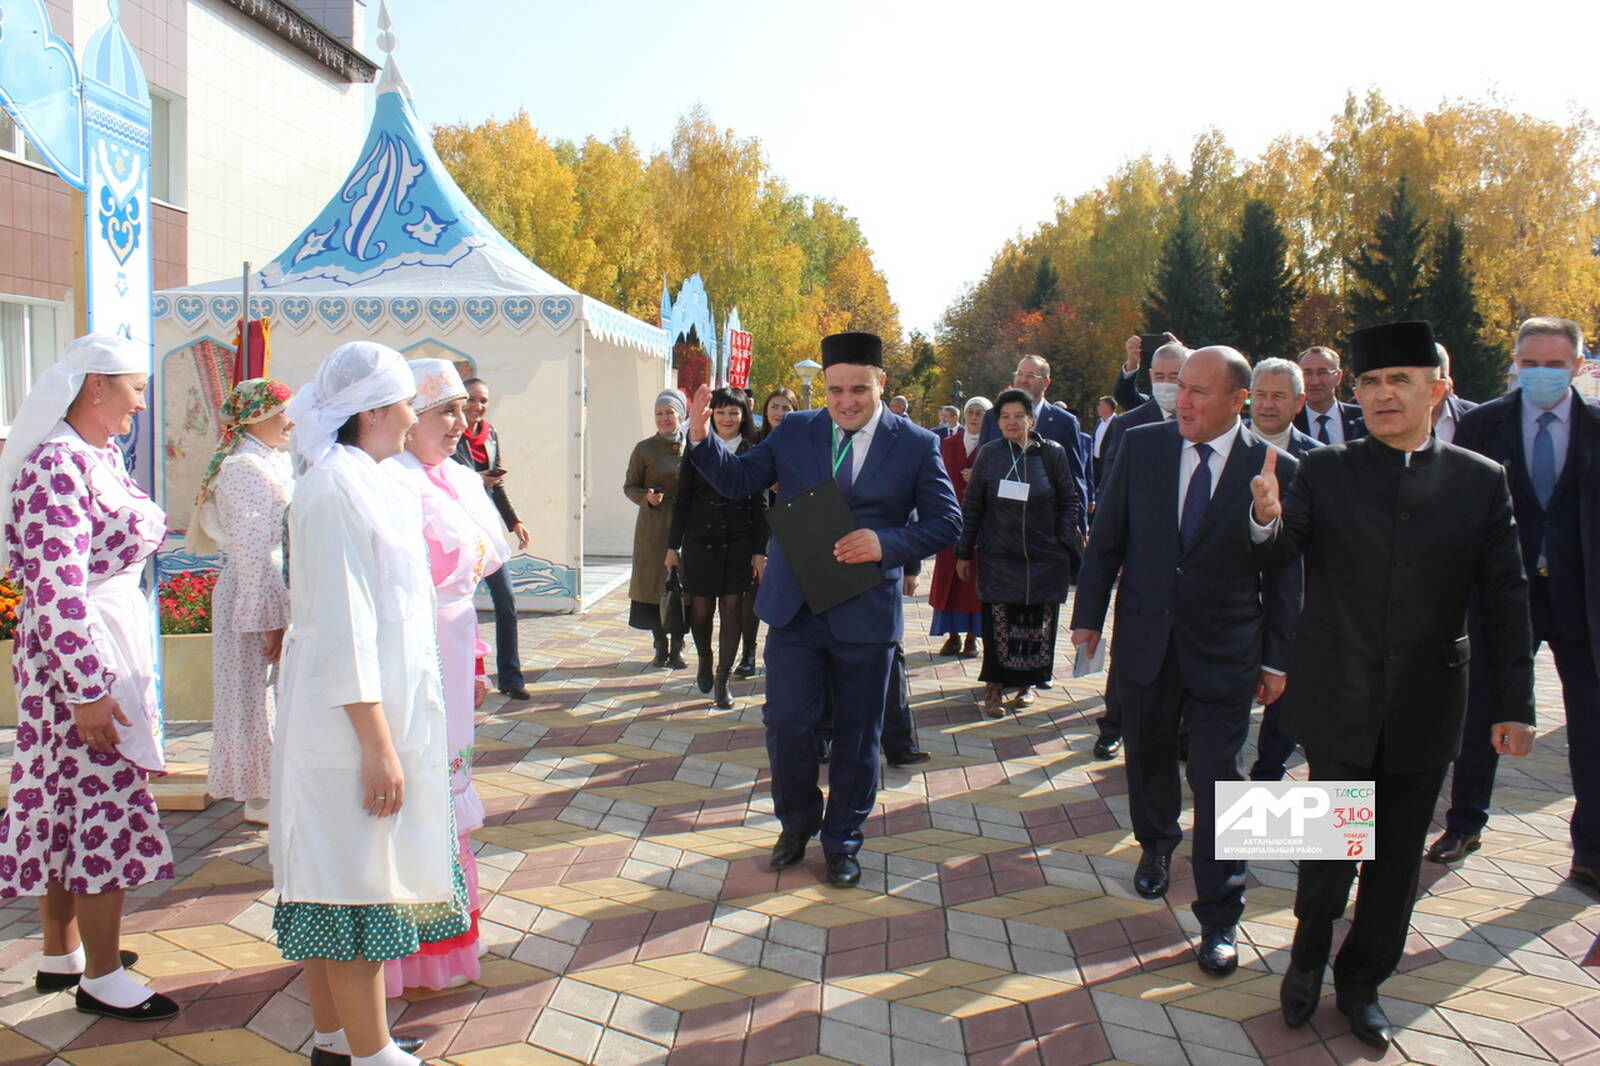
[0,633,214,727]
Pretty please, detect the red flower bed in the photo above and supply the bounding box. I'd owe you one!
[159,570,218,635]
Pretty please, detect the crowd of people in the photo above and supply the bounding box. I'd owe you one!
[0,310,1592,1060]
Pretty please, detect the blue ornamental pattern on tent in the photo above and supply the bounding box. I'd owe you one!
[260,91,516,288]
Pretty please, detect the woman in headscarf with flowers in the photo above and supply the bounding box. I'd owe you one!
[0,334,178,1022]
[380,359,507,994]
[186,377,294,824]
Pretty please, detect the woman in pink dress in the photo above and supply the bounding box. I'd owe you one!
[0,334,178,1022]
[382,359,507,993]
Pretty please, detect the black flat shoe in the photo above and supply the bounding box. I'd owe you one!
[1092,735,1121,760]
[886,749,931,768]
[74,986,179,1022]
[36,950,140,993]
[1280,965,1323,1028]
[1425,829,1481,864]
[499,687,531,701]
[696,658,714,694]
[1133,850,1170,899]
[825,852,861,888]
[770,824,819,870]
[310,1037,426,1066]
[1196,926,1238,977]
[733,654,758,678]
[1337,996,1394,1050]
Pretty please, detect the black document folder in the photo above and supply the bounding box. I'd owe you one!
[766,478,883,614]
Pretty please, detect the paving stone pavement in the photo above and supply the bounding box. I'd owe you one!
[2,585,1599,1065]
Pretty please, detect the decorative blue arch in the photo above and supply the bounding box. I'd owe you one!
[661,275,717,364]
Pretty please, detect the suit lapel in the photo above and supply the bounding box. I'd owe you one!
[813,411,835,487]
[1498,395,1531,497]
[855,411,899,493]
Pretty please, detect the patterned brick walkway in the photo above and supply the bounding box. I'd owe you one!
[2,586,1599,1065]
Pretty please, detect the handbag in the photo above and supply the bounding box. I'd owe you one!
[660,567,689,636]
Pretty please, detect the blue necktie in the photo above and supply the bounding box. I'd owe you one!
[1532,411,1558,508]
[835,428,857,496]
[1315,413,1332,445]
[1180,442,1213,550]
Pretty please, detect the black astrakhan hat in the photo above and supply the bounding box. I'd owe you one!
[821,331,884,368]
[1348,321,1442,376]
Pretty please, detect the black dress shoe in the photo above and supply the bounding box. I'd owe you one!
[733,654,759,678]
[816,736,832,764]
[1425,829,1481,864]
[74,987,179,1021]
[825,852,861,888]
[500,687,531,701]
[1569,864,1600,897]
[1280,964,1323,1027]
[770,824,819,869]
[886,748,930,767]
[1196,926,1238,976]
[1133,850,1170,899]
[1337,996,1394,1050]
[35,950,140,993]
[310,1037,426,1066]
[1092,735,1122,760]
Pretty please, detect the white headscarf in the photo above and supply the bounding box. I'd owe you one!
[409,358,468,415]
[0,333,148,516]
[962,396,993,454]
[286,341,415,471]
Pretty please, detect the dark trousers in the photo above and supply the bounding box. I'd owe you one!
[1448,632,1600,866]
[1249,699,1297,781]
[1119,646,1250,929]
[765,609,895,855]
[483,565,524,691]
[817,643,918,758]
[1292,749,1448,999]
[1097,665,1122,740]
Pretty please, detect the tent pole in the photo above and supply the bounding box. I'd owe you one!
[239,261,251,384]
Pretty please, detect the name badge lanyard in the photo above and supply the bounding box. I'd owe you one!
[832,433,853,477]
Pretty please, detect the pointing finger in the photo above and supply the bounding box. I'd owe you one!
[1261,448,1277,478]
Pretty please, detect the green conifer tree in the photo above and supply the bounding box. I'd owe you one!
[1142,194,1226,345]
[1222,199,1301,359]
[1346,176,1429,328]
[1425,217,1504,401]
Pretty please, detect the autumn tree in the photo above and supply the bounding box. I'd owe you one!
[1425,218,1503,401]
[1346,176,1430,328]
[1222,199,1301,359]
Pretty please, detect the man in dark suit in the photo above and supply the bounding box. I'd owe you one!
[1250,320,1535,1049]
[1428,317,1600,896]
[934,405,961,439]
[1429,344,1479,445]
[1072,347,1303,977]
[1241,358,1321,780]
[1091,341,1190,759]
[1293,345,1367,444]
[687,332,961,888]
[978,355,1087,533]
[1112,331,1181,413]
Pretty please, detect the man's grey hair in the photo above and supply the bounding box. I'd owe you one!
[1252,357,1305,398]
[1434,343,1452,378]
[1018,354,1052,378]
[1516,316,1584,357]
[939,405,959,417]
[1150,342,1190,367]
[1299,345,1341,369]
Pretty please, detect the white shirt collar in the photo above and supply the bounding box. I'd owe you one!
[1521,387,1574,425]
[1183,418,1243,459]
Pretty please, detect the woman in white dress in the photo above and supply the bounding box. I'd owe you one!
[186,378,294,823]
[271,342,464,1066]
[382,359,507,993]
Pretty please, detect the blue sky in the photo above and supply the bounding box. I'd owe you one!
[373,0,1596,335]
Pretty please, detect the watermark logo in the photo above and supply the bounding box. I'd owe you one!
[1215,781,1375,860]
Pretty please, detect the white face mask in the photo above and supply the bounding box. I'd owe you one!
[1152,382,1179,414]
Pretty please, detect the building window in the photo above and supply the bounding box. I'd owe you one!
[0,107,54,168]
[0,297,64,432]
[149,92,186,207]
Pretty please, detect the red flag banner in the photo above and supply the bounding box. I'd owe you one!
[727,329,753,390]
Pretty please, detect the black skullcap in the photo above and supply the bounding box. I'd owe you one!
[1349,321,1442,376]
[821,331,884,368]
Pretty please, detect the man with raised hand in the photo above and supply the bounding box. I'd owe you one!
[1248,320,1535,1050]
[685,332,960,889]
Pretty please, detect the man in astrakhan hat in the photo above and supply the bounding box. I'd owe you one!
[1247,320,1536,1050]
[684,332,960,888]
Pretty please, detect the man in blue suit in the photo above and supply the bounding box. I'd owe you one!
[1428,317,1600,896]
[979,355,1088,533]
[1241,357,1322,780]
[687,332,961,888]
[1071,346,1303,976]
[1293,345,1367,444]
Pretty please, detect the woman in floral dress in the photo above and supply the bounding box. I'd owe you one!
[272,342,466,1066]
[0,334,178,1022]
[186,378,293,823]
[381,359,507,993]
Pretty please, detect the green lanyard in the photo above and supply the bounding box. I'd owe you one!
[832,430,854,476]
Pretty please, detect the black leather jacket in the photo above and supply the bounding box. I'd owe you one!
[956,433,1082,604]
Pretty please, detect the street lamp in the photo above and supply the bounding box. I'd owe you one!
[794,358,822,409]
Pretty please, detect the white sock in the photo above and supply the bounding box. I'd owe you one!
[314,1030,351,1054]
[78,967,151,1009]
[352,1041,421,1066]
[39,946,86,974]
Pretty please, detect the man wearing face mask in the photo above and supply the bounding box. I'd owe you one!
[1427,318,1600,896]
[1090,340,1189,760]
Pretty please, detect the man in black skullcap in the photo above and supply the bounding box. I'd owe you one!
[1249,320,1536,1050]
[686,332,960,888]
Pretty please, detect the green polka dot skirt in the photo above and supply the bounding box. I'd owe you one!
[273,854,472,963]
